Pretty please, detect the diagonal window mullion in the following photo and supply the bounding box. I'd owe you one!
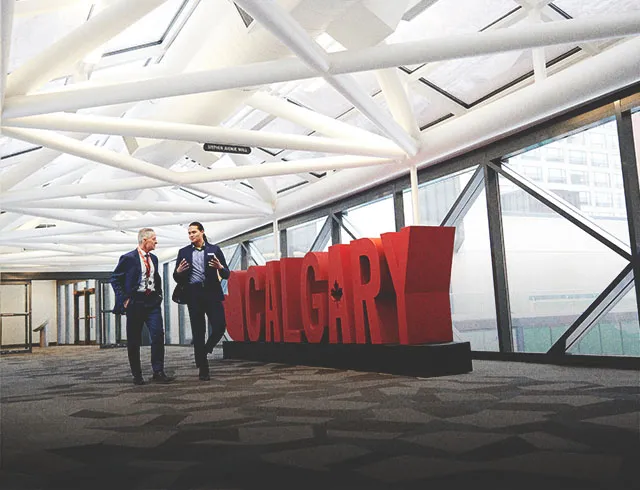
[548,263,635,355]
[441,165,485,227]
[488,161,632,260]
[337,214,361,242]
[308,216,332,252]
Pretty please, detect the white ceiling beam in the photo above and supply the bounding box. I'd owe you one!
[2,126,186,182]
[6,0,168,97]
[8,197,270,215]
[4,11,640,118]
[5,207,115,228]
[1,126,398,187]
[0,224,104,243]
[3,112,406,157]
[24,234,181,246]
[376,67,421,140]
[0,250,73,264]
[247,91,396,145]
[0,254,123,266]
[178,155,399,185]
[229,154,276,207]
[235,0,418,156]
[0,175,271,213]
[0,0,14,112]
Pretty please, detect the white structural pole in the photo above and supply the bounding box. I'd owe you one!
[234,0,418,156]
[528,6,547,82]
[0,0,14,111]
[7,198,270,215]
[6,0,168,96]
[247,91,396,144]
[273,219,280,260]
[409,164,420,225]
[3,113,406,157]
[376,67,421,140]
[4,11,640,118]
[229,154,276,207]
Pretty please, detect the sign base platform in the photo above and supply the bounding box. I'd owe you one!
[222,341,472,377]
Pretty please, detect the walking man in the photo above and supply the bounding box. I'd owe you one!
[111,228,173,385]
[173,222,230,381]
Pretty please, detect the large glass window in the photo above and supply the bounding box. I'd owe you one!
[500,182,629,353]
[251,234,276,263]
[502,116,635,354]
[403,168,474,226]
[343,195,395,240]
[287,216,327,257]
[449,190,498,351]
[569,286,639,357]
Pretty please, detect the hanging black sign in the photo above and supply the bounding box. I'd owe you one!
[203,143,251,154]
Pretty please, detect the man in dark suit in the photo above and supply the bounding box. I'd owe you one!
[111,228,173,385]
[173,222,230,381]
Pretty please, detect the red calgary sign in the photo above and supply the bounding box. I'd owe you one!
[226,226,455,345]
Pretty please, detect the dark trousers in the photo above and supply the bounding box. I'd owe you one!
[125,292,165,375]
[186,284,226,370]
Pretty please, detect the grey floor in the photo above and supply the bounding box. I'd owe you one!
[1,345,638,490]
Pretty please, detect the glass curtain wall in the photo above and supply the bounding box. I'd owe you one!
[166,94,639,359]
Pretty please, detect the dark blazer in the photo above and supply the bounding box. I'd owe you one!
[111,249,162,315]
[173,242,230,302]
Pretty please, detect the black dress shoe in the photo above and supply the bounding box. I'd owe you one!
[152,371,174,383]
[133,376,145,386]
[198,368,210,381]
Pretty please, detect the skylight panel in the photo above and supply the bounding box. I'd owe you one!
[410,90,453,129]
[273,174,308,195]
[0,137,40,159]
[285,72,380,119]
[552,0,640,18]
[101,0,187,54]
[388,0,519,43]
[388,0,519,72]
[422,35,581,106]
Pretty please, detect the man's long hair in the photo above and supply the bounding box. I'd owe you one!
[189,221,208,244]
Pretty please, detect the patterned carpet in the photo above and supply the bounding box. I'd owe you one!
[0,346,638,490]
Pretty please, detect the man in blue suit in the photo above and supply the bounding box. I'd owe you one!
[111,228,173,385]
[173,222,230,381]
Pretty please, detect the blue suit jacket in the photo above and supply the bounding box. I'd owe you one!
[111,249,162,314]
[173,243,230,302]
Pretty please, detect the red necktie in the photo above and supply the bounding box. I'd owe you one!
[143,254,151,294]
[143,254,151,278]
